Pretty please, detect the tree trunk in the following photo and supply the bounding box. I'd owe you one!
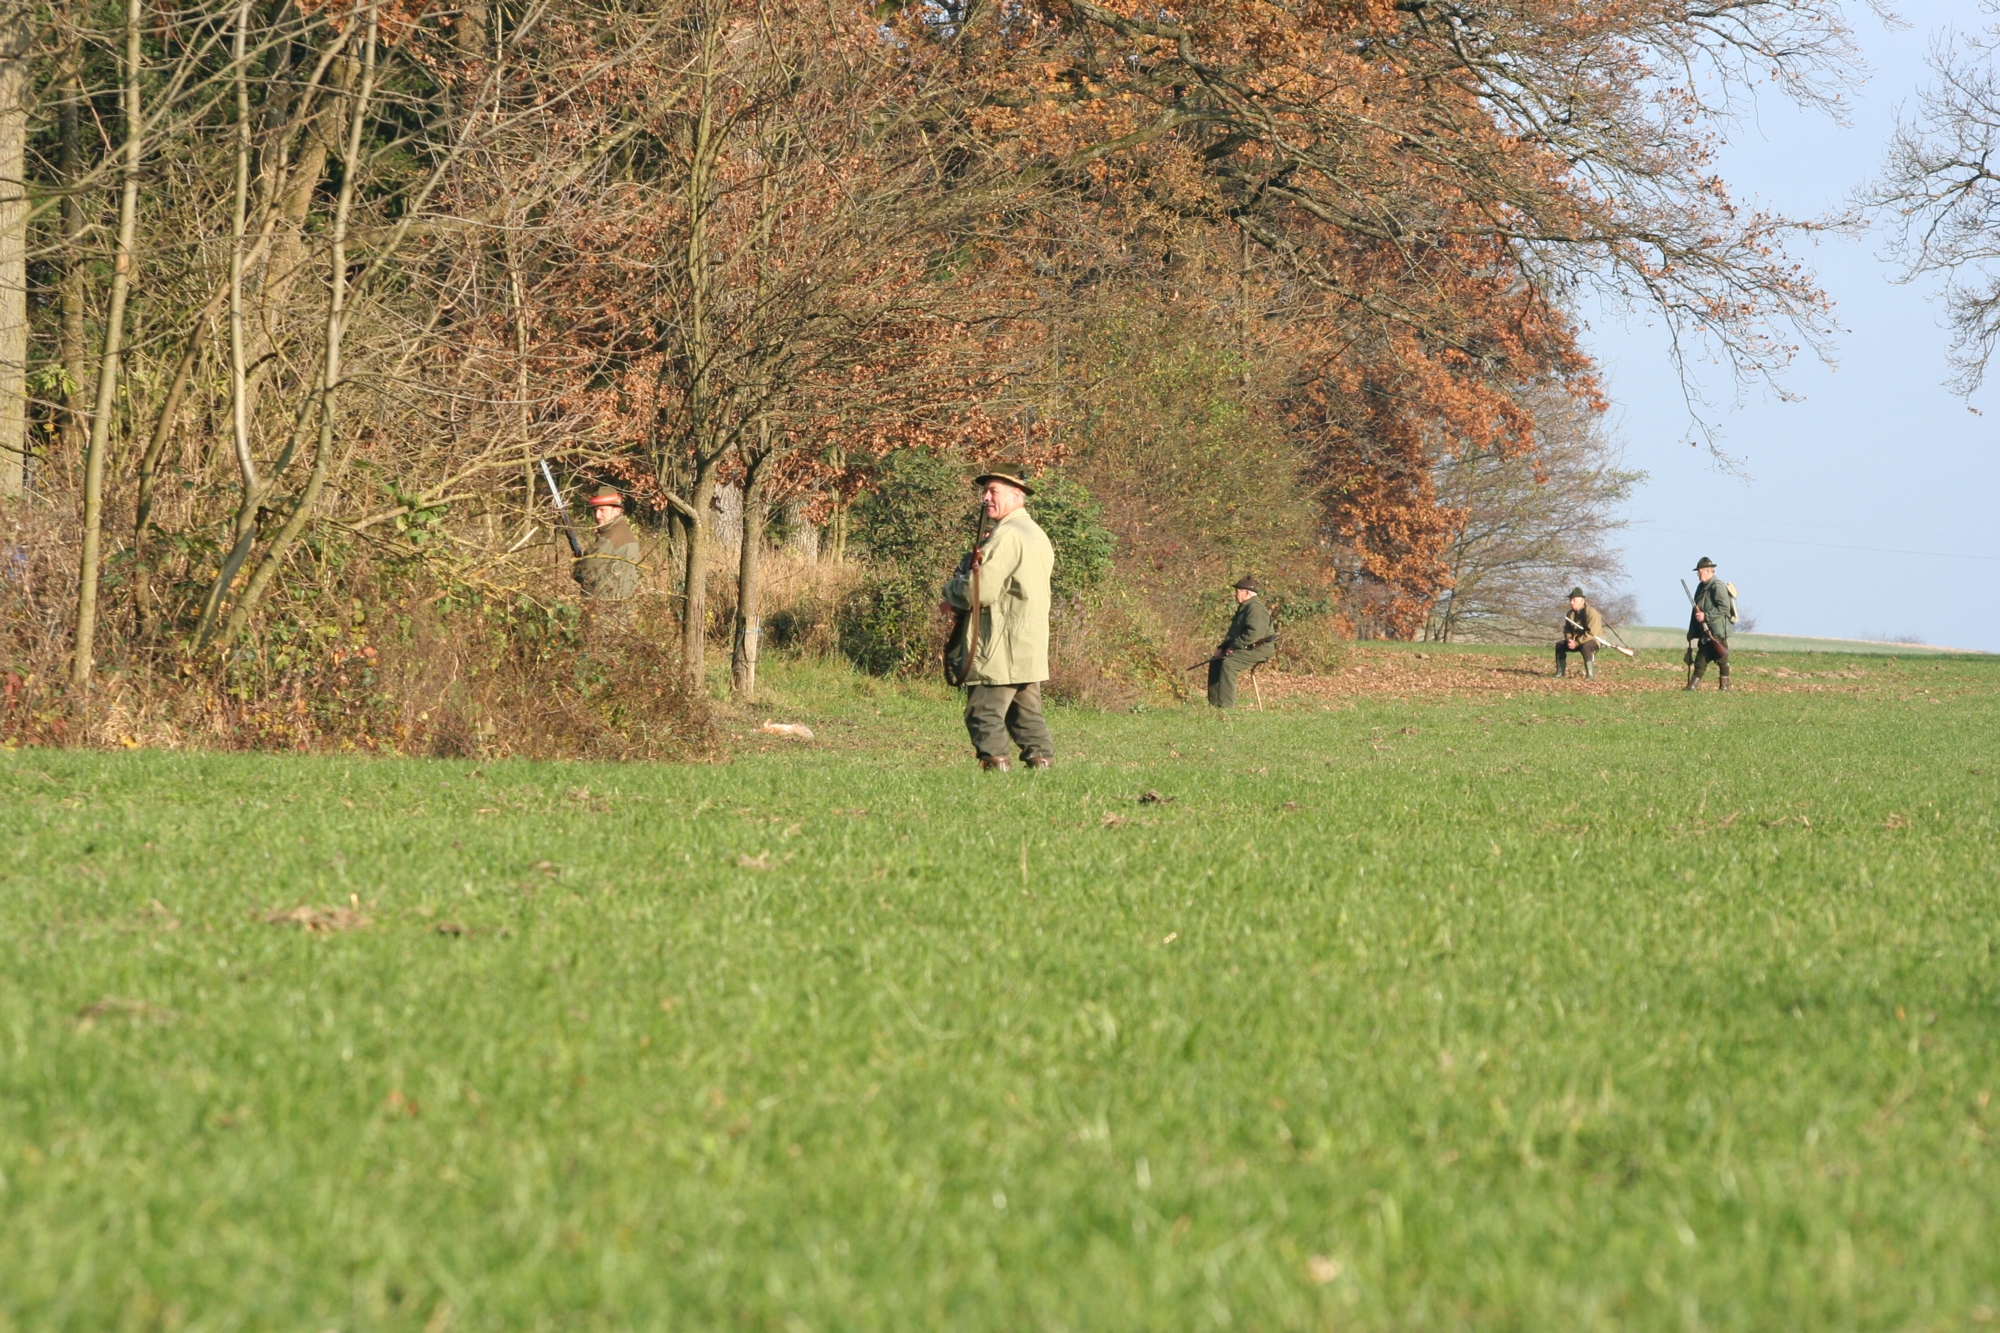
[215,7,377,646]
[129,330,203,638]
[0,1,30,497]
[195,27,357,647]
[59,45,87,462]
[731,449,770,698]
[73,0,144,688]
[680,462,717,689]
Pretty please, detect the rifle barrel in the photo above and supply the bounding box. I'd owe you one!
[538,459,585,559]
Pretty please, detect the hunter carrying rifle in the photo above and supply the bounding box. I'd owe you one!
[1681,556,1734,691]
[1199,575,1277,709]
[1555,587,1632,678]
[940,464,1056,772]
[575,486,642,602]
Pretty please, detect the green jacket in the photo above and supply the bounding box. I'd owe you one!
[943,508,1054,685]
[1220,594,1277,661]
[1561,603,1604,644]
[574,518,641,600]
[1689,576,1733,642]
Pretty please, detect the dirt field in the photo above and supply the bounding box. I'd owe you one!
[1253,643,1970,704]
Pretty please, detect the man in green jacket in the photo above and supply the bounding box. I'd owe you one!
[1207,575,1277,708]
[1685,556,1734,691]
[1556,587,1605,679]
[574,486,642,602]
[942,466,1057,771]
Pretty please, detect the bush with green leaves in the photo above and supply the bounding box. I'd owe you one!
[840,452,1118,676]
[837,569,942,678]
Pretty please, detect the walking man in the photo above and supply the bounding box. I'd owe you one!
[573,485,641,601]
[1685,556,1734,691]
[941,465,1056,771]
[1207,575,1276,708]
[1556,587,1604,679]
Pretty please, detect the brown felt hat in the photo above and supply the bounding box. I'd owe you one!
[587,486,623,508]
[971,465,1035,496]
[1234,575,1260,591]
[1694,556,1716,570]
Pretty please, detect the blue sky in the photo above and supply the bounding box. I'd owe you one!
[1585,0,1999,649]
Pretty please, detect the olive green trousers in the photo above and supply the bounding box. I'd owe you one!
[964,683,1054,763]
[1206,651,1272,708]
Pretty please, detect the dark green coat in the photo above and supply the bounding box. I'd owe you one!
[1219,594,1277,662]
[1688,576,1733,641]
[574,518,641,600]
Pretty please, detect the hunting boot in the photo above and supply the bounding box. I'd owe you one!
[1584,660,1596,680]
[980,755,1011,772]
[1026,757,1051,770]
[1717,674,1731,691]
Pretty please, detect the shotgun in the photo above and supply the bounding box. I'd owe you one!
[1680,578,1729,662]
[943,508,993,687]
[538,459,585,560]
[1187,634,1279,671]
[1563,614,1637,658]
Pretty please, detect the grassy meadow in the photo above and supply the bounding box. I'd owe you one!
[2,645,1997,1332]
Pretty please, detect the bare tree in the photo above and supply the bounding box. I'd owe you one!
[1424,391,1644,644]
[0,0,27,497]
[71,0,144,686]
[1862,4,2000,397]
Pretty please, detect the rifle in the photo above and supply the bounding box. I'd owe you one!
[1563,614,1636,658]
[1680,578,1729,663]
[1186,634,1278,671]
[538,459,585,560]
[943,507,993,687]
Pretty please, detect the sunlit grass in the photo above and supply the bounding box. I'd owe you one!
[3,649,1997,1331]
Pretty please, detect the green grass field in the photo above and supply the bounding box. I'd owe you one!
[4,649,1997,1332]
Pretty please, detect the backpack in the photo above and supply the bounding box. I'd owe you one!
[1724,582,1740,625]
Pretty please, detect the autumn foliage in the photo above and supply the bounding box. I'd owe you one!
[3,0,1858,737]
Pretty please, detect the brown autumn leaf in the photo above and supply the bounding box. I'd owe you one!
[74,996,178,1030]
[263,903,370,933]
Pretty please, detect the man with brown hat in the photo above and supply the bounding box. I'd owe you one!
[573,486,641,601]
[941,465,1056,771]
[1206,576,1277,708]
[1556,587,1604,680]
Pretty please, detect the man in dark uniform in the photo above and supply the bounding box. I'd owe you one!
[574,485,641,601]
[1556,587,1605,679]
[1207,575,1277,708]
[1685,556,1733,691]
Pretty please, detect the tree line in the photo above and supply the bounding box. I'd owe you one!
[0,0,1877,720]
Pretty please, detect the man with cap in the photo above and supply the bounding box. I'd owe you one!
[573,486,642,601]
[1206,576,1277,708]
[1556,587,1605,679]
[941,465,1056,771]
[1685,556,1734,690]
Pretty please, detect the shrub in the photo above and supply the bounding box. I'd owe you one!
[1029,475,1117,602]
[840,453,1118,677]
[837,568,944,678]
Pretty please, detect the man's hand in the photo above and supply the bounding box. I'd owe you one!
[1695,610,1706,622]
[1565,639,1577,650]
[938,600,953,617]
